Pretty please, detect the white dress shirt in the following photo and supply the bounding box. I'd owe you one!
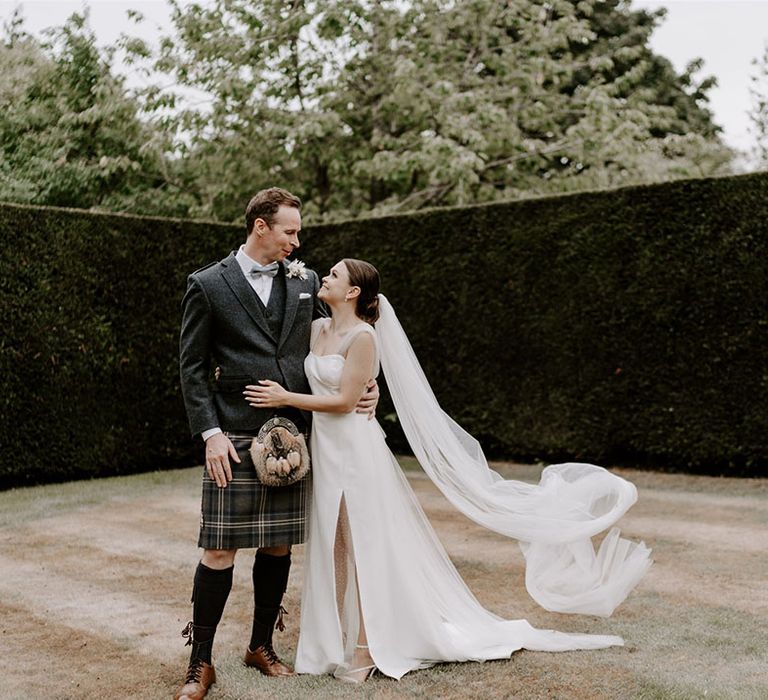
[236,245,275,306]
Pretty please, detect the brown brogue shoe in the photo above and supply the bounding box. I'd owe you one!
[173,658,216,700]
[244,644,296,677]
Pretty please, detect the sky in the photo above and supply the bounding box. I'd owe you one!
[2,0,767,167]
[635,0,768,164]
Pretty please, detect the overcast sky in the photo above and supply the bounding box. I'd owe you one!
[2,0,767,166]
[636,0,768,165]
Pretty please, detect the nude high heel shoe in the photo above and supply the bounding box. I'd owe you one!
[335,644,377,683]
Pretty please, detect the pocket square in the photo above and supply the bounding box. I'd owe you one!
[299,292,312,300]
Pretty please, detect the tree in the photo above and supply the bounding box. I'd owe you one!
[749,42,768,168]
[0,10,193,216]
[333,0,733,210]
[137,0,730,221]
[7,1,733,221]
[124,0,365,221]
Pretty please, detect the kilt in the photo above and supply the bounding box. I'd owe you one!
[198,433,310,550]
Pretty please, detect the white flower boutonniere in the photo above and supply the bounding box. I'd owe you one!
[286,259,308,280]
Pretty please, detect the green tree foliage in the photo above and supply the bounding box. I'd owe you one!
[749,42,768,168]
[0,10,193,215]
[1,1,733,220]
[134,0,732,221]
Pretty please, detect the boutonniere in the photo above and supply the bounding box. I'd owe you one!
[286,259,308,280]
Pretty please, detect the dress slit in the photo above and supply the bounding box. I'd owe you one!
[332,492,370,668]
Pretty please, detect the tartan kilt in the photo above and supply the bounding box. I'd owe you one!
[198,433,310,550]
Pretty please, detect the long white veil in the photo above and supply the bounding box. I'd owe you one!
[375,294,651,616]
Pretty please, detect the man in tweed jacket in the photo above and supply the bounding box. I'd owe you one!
[176,188,377,700]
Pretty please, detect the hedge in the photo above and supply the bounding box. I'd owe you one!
[300,171,768,477]
[0,206,239,487]
[1,171,767,487]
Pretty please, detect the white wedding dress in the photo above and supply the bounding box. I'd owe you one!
[295,306,649,680]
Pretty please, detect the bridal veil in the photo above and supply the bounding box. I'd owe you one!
[374,294,651,616]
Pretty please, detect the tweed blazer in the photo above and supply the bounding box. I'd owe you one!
[179,252,325,438]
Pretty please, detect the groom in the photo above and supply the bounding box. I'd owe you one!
[176,187,376,700]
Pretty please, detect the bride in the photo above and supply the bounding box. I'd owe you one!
[244,259,651,683]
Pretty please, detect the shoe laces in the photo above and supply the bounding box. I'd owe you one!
[260,643,280,665]
[180,620,216,648]
[185,658,206,684]
[275,605,288,632]
[181,620,194,646]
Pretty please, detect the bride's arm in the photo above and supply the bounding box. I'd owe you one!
[244,333,376,414]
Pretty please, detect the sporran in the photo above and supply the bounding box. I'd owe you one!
[249,416,310,487]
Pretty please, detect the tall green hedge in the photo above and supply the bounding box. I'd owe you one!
[301,172,768,476]
[2,171,767,487]
[0,205,239,487]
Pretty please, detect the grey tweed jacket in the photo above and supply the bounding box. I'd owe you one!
[179,252,325,438]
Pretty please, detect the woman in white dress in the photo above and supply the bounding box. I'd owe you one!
[244,259,651,683]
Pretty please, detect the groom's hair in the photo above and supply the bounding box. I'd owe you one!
[245,187,302,235]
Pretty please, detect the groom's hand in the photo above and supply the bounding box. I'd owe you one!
[205,433,240,488]
[356,379,379,421]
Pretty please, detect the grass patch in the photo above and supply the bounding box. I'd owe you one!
[0,466,197,528]
[1,461,767,699]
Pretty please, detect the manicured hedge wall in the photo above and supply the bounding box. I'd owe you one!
[2,171,767,487]
[300,171,768,477]
[0,205,239,487]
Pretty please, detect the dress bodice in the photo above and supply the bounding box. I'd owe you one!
[304,319,379,396]
[305,352,346,395]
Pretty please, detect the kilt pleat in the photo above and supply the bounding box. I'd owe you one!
[198,435,310,549]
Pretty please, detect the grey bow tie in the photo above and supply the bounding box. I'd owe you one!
[250,262,279,278]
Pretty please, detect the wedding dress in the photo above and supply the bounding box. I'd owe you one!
[295,298,650,680]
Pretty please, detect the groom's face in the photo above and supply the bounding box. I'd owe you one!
[255,205,302,262]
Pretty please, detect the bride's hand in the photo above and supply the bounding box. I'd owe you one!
[244,380,289,408]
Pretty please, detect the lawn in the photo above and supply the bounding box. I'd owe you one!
[1,459,766,699]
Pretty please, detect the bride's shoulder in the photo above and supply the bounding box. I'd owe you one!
[310,317,330,346]
[344,325,379,375]
[339,323,376,351]
[353,322,376,339]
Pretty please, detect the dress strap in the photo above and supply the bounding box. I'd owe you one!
[337,323,376,355]
[310,318,331,352]
[338,324,379,376]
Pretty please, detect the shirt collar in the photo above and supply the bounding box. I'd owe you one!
[236,245,280,278]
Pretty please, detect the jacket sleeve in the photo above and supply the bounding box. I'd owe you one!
[179,275,218,438]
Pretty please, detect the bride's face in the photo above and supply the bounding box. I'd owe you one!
[318,262,356,304]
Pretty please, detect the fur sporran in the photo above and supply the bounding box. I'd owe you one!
[249,416,310,487]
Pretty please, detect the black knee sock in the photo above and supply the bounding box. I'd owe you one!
[249,551,291,651]
[187,562,233,665]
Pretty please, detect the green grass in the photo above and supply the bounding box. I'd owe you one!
[2,460,767,699]
[0,466,195,528]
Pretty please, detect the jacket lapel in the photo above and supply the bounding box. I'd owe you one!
[220,252,276,343]
[277,266,301,351]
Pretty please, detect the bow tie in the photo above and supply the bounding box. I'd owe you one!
[249,262,279,278]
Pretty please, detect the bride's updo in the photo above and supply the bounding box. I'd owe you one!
[342,258,380,325]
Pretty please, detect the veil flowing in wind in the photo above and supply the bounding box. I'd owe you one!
[374,294,651,616]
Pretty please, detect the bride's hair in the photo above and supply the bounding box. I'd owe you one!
[342,258,380,325]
